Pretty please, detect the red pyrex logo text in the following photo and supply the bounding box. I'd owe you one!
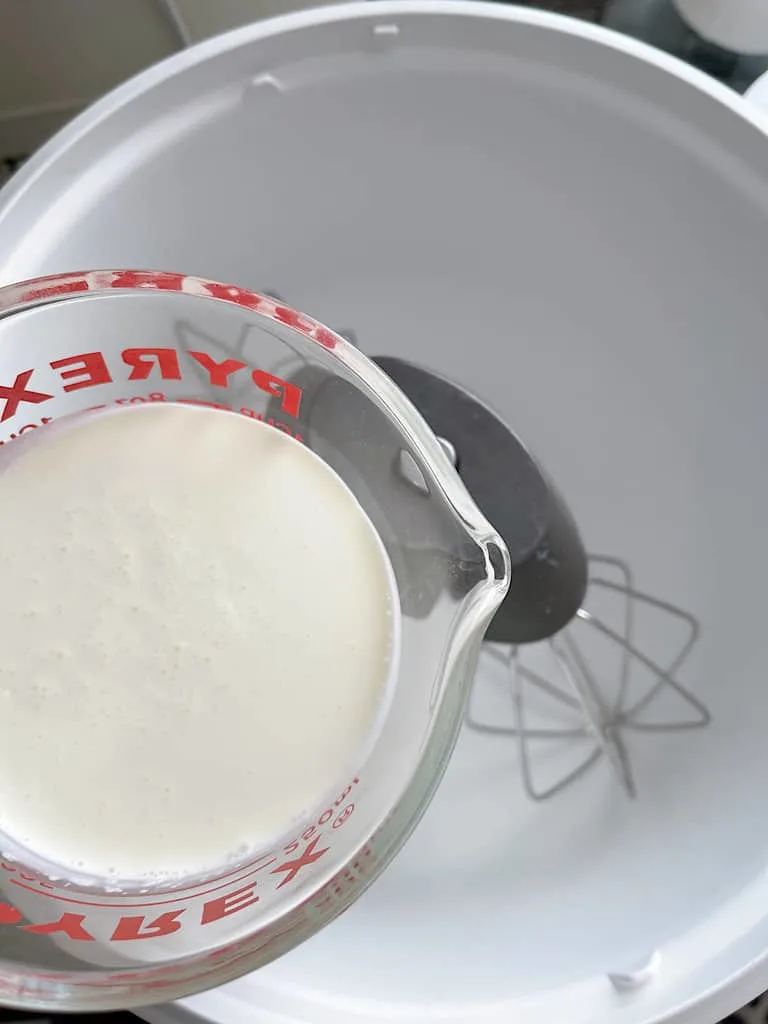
[0,347,302,424]
[0,782,363,945]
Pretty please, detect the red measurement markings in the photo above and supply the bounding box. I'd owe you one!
[98,911,312,992]
[200,883,259,924]
[0,904,22,925]
[0,806,368,944]
[2,271,340,352]
[312,845,375,912]
[271,837,329,890]
[279,778,360,856]
[117,348,301,416]
[51,352,112,392]
[114,392,168,407]
[0,880,264,943]
[0,370,53,422]
[0,348,304,424]
[0,862,54,888]
[0,395,305,446]
[11,278,90,304]
[268,777,362,892]
[188,351,247,389]
[111,910,184,941]
[238,407,304,442]
[0,416,53,443]
[3,853,276,909]
[123,348,182,382]
[22,912,94,941]
[0,745,361,939]
[112,394,306,443]
[332,803,355,829]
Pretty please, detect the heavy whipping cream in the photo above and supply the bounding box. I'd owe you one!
[0,403,397,882]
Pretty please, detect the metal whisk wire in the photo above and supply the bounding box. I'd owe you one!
[466,555,709,801]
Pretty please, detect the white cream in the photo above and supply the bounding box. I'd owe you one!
[0,403,397,883]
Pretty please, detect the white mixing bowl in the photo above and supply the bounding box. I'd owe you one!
[3,4,768,1022]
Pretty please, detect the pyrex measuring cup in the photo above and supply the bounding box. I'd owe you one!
[0,269,509,1012]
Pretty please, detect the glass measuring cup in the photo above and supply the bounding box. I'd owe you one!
[0,270,509,1013]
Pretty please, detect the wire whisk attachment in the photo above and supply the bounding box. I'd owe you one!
[466,555,709,800]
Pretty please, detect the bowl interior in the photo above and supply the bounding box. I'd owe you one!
[2,6,768,1018]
